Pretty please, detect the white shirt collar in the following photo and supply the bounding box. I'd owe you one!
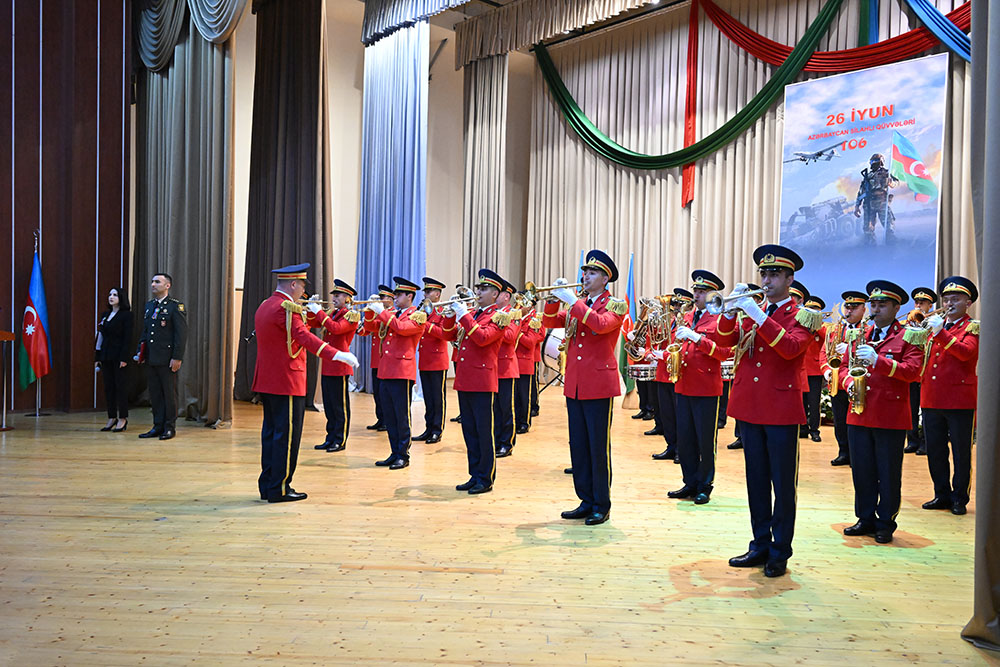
[276,289,294,301]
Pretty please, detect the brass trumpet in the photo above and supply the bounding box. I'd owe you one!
[524,280,584,302]
[705,288,768,315]
[298,297,379,308]
[911,305,951,327]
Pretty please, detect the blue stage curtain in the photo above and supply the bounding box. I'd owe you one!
[903,0,971,62]
[361,0,468,45]
[353,22,429,391]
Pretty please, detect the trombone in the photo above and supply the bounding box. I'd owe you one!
[705,288,768,315]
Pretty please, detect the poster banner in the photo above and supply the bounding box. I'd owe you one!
[778,53,948,307]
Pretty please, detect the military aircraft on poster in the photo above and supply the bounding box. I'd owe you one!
[784,141,843,164]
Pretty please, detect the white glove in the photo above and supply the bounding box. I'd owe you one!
[648,349,665,361]
[675,325,702,344]
[307,293,321,303]
[553,277,569,286]
[367,293,379,302]
[552,287,577,305]
[333,350,360,368]
[451,301,469,320]
[729,283,751,296]
[824,368,833,382]
[925,314,945,334]
[305,301,322,315]
[368,301,384,314]
[856,344,878,365]
[634,347,646,359]
[733,296,766,325]
[835,342,848,356]
[626,331,635,342]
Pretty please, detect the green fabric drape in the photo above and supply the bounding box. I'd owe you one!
[533,0,844,171]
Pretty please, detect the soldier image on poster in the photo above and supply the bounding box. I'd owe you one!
[854,153,899,245]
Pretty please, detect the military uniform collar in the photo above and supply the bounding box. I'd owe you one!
[275,289,294,301]
[946,313,970,327]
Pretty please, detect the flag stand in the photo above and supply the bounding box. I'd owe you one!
[0,331,14,431]
[25,379,49,417]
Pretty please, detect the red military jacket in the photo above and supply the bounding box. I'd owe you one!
[516,314,546,376]
[374,306,426,381]
[447,303,506,392]
[418,307,453,372]
[542,290,626,400]
[842,320,923,430]
[497,306,521,380]
[360,310,387,370]
[711,298,812,425]
[654,320,676,384]
[804,323,827,377]
[252,291,339,396]
[306,307,359,377]
[920,314,980,410]
[675,309,731,397]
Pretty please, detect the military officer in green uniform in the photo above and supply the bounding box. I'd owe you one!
[134,272,188,440]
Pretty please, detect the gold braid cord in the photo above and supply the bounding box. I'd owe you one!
[281,300,305,359]
[733,326,756,370]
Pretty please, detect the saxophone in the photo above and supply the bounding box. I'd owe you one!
[846,316,872,414]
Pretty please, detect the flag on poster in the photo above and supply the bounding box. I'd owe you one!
[618,252,636,393]
[890,130,939,203]
[18,252,52,389]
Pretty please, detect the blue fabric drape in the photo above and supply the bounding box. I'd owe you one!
[353,22,429,391]
[361,0,468,45]
[902,0,971,62]
[867,0,880,45]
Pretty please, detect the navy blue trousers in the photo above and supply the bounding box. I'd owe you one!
[419,369,446,434]
[655,381,677,448]
[493,378,516,450]
[907,382,922,445]
[515,373,533,430]
[831,390,850,458]
[258,393,305,500]
[676,394,720,494]
[379,378,413,462]
[923,408,975,506]
[459,391,496,486]
[738,421,799,562]
[566,397,614,514]
[802,375,822,434]
[371,367,384,423]
[320,375,350,448]
[847,425,905,532]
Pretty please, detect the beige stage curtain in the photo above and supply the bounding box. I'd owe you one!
[525,0,974,302]
[455,0,660,69]
[963,0,999,651]
[463,54,509,279]
[134,17,236,426]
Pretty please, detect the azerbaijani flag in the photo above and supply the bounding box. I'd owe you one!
[18,252,52,389]
[890,130,938,203]
[618,252,636,393]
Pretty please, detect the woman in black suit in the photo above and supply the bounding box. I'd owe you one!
[95,287,133,432]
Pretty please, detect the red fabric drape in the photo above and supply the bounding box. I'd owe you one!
[701,0,970,72]
[681,0,699,208]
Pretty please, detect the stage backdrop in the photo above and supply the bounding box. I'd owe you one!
[778,53,949,303]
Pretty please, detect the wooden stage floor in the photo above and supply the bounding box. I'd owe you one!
[0,385,989,665]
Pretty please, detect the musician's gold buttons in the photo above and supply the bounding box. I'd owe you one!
[753,377,759,382]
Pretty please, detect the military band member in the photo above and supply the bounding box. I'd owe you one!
[252,264,359,502]
[919,276,979,516]
[367,278,427,469]
[789,281,813,440]
[135,273,188,441]
[904,286,937,454]
[494,280,520,458]
[666,270,732,505]
[514,301,545,434]
[307,279,360,452]
[841,280,923,543]
[544,250,627,526]
[650,287,692,461]
[824,290,868,466]
[712,244,816,578]
[359,285,395,432]
[725,284,764,451]
[446,269,508,494]
[801,295,827,443]
[414,277,451,444]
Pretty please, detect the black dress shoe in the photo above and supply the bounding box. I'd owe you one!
[425,433,442,444]
[764,560,787,577]
[644,426,663,436]
[314,441,332,450]
[100,422,115,432]
[377,424,388,432]
[585,511,609,525]
[412,430,430,442]
[468,483,492,495]
[799,427,809,437]
[843,521,876,536]
[389,459,409,470]
[642,412,654,421]
[631,411,646,420]
[809,432,821,442]
[564,467,573,474]
[326,443,345,452]
[530,409,539,417]
[830,455,851,466]
[515,425,529,434]
[904,442,920,453]
[366,421,383,430]
[456,479,477,491]
[651,448,674,460]
[496,446,512,458]
[375,456,396,467]
[112,420,128,433]
[693,493,710,505]
[915,446,927,455]
[951,503,967,515]
[450,415,462,423]
[561,504,590,520]
[922,497,951,510]
[268,491,307,503]
[673,455,681,464]
[874,530,893,544]
[138,428,163,439]
[159,429,175,441]
[667,485,694,499]
[727,439,743,450]
[729,551,768,568]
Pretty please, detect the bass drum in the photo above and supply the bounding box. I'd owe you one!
[721,359,735,381]
[542,328,565,372]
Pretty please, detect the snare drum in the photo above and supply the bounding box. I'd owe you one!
[721,360,735,381]
[627,363,657,381]
[542,329,565,372]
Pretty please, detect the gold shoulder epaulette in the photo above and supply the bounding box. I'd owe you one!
[968,320,980,335]
[606,297,628,316]
[492,310,512,327]
[528,316,542,331]
[281,300,303,315]
[795,307,823,332]
[345,309,361,324]
[410,310,428,325]
[903,326,930,346]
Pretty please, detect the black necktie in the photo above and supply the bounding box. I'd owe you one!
[693,310,702,327]
[396,308,403,317]
[474,309,483,319]
[586,298,593,307]
[945,321,954,330]
[871,328,882,342]
[766,304,777,317]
